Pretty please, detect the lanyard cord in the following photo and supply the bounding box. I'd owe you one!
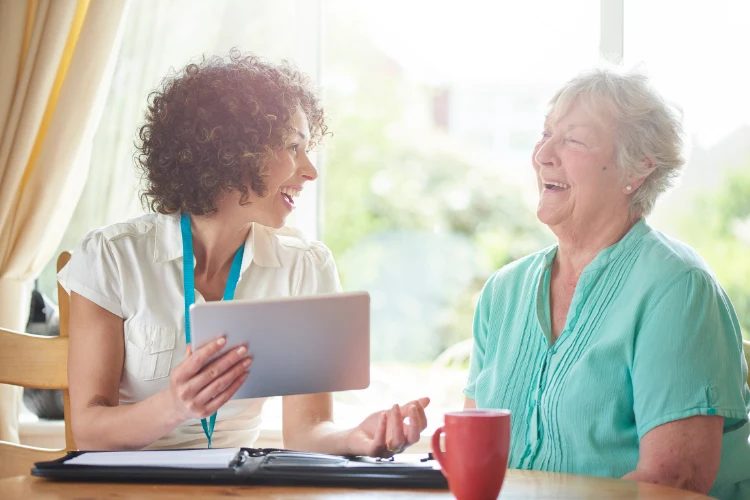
[180,212,245,448]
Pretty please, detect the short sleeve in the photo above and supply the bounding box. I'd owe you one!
[57,229,123,317]
[632,269,749,439]
[464,275,495,400]
[294,242,343,296]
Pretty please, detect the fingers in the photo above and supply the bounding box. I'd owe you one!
[398,397,430,415]
[387,404,407,453]
[394,397,430,448]
[171,338,251,420]
[358,399,431,458]
[372,412,387,452]
[406,400,428,430]
[200,371,250,418]
[176,336,227,381]
[365,412,389,457]
[193,356,252,407]
[399,398,428,430]
[405,405,424,444]
[187,345,251,395]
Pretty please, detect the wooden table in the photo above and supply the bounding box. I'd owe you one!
[0,469,713,499]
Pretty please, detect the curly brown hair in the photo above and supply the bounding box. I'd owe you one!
[135,48,327,215]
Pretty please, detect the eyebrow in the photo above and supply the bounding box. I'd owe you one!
[543,121,592,132]
[294,128,308,141]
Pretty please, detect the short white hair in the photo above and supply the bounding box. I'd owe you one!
[546,68,685,217]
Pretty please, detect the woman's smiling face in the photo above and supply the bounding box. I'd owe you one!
[532,102,629,232]
[240,107,318,229]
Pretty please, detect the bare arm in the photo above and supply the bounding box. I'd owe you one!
[282,393,429,457]
[622,415,723,494]
[464,397,477,409]
[69,292,251,450]
[281,393,349,455]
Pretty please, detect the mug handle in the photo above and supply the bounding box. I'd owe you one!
[431,425,449,478]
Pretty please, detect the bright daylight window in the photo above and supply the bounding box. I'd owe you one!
[625,0,750,342]
[317,0,598,429]
[34,0,748,435]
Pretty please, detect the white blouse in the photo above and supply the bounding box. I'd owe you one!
[58,212,342,449]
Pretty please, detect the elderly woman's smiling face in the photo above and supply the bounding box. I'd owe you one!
[532,102,630,232]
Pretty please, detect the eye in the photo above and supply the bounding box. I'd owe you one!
[566,137,586,146]
[287,144,299,155]
[541,131,551,139]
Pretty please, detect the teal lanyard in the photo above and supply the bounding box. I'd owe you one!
[180,212,245,448]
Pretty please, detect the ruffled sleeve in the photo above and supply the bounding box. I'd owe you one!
[293,241,343,296]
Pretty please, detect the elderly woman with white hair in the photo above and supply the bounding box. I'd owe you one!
[463,69,750,499]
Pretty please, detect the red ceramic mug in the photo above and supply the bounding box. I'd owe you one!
[431,410,511,500]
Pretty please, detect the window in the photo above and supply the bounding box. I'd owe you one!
[625,0,750,339]
[318,0,601,427]
[37,0,321,296]
[35,0,321,432]
[35,0,749,436]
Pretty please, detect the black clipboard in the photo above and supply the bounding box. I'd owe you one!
[31,448,448,489]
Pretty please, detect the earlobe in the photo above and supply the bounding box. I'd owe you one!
[625,175,648,194]
[624,159,654,194]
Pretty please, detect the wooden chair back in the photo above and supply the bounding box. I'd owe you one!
[0,252,74,478]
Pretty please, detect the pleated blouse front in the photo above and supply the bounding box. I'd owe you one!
[465,219,750,500]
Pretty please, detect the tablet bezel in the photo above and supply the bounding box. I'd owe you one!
[189,292,370,399]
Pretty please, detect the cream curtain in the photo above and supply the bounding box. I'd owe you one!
[0,0,127,443]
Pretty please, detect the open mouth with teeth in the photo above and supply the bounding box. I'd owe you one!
[543,181,571,191]
[280,186,300,207]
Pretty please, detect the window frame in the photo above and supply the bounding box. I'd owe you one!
[600,0,624,64]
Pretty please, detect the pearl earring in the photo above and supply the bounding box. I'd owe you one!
[626,185,632,192]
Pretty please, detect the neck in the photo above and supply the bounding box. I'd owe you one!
[553,211,640,278]
[189,212,249,280]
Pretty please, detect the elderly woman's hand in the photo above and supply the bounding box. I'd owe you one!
[345,397,430,457]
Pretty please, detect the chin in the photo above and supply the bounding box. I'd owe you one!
[536,206,550,224]
[268,213,289,229]
[536,214,551,227]
[536,207,563,228]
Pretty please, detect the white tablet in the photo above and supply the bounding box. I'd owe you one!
[189,292,370,399]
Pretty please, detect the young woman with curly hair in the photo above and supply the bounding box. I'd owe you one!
[59,49,428,454]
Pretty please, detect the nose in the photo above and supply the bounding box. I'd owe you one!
[299,152,318,181]
[534,136,560,169]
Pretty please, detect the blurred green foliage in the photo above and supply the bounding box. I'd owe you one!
[675,168,750,339]
[320,8,553,360]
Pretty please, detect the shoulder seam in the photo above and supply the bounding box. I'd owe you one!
[108,230,153,243]
[276,238,311,250]
[94,220,156,243]
[639,268,714,327]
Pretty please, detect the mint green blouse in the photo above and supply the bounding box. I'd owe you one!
[464,220,750,500]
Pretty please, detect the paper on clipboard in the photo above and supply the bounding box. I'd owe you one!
[64,448,242,469]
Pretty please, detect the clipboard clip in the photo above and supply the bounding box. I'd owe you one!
[376,452,435,463]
